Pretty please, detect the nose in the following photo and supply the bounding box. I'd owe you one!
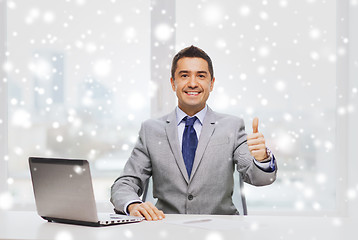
[187,76,199,88]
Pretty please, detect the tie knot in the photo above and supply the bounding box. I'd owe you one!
[184,116,197,127]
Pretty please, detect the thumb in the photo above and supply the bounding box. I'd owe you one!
[252,117,259,133]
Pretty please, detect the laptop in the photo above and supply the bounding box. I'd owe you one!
[29,157,144,227]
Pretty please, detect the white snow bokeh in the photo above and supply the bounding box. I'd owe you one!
[54,231,73,240]
[155,23,173,42]
[5,0,355,214]
[239,5,251,17]
[124,27,137,43]
[93,59,111,77]
[6,0,151,207]
[28,58,52,80]
[25,8,40,25]
[2,61,14,72]
[43,11,55,24]
[123,229,133,238]
[0,192,14,210]
[206,232,224,240]
[11,110,32,128]
[203,4,223,24]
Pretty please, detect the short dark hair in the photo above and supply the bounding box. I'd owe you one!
[171,45,214,80]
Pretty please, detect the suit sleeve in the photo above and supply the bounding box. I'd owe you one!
[110,122,152,214]
[233,118,277,186]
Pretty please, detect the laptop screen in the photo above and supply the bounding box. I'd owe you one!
[29,157,99,222]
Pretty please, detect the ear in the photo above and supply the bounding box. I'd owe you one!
[210,77,215,92]
[170,77,176,91]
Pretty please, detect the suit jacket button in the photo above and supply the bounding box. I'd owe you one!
[188,194,194,200]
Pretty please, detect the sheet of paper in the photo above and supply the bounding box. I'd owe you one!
[165,217,253,231]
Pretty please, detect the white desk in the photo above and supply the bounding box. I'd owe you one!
[0,211,356,240]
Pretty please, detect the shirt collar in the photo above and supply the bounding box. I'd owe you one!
[176,105,207,126]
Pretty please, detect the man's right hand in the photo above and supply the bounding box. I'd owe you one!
[128,202,165,221]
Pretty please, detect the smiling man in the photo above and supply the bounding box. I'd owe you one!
[171,56,214,116]
[111,46,277,221]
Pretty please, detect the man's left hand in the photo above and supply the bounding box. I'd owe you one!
[247,117,268,161]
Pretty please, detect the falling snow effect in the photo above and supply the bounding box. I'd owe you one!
[0,192,14,210]
[54,231,73,240]
[206,232,224,240]
[1,0,357,224]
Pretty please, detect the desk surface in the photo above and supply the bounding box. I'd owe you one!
[0,211,356,240]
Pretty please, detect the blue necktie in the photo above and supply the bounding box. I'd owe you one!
[182,116,198,178]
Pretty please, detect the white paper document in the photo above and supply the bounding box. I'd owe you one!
[166,217,253,231]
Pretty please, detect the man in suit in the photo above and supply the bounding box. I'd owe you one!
[111,45,277,221]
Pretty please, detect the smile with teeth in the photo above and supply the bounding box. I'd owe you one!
[185,91,200,96]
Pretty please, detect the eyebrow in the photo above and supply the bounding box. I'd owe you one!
[178,70,208,75]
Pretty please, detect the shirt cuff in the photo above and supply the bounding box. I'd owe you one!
[254,148,276,172]
[124,200,143,215]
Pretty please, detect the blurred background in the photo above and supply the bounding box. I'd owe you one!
[0,0,357,215]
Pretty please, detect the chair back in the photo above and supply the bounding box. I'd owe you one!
[232,171,248,215]
[141,177,156,204]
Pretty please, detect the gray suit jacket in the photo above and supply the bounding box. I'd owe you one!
[111,107,277,215]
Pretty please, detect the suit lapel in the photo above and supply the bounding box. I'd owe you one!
[165,110,190,183]
[190,107,216,180]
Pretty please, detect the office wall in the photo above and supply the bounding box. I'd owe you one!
[0,0,9,203]
[348,3,358,217]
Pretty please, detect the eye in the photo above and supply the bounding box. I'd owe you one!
[181,74,189,78]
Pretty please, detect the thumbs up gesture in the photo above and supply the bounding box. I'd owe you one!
[247,117,268,161]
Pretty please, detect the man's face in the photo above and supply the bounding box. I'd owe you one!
[171,57,215,116]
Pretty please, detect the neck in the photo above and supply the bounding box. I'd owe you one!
[178,105,205,117]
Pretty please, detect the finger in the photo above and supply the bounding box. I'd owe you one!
[251,149,268,161]
[248,144,266,152]
[145,202,156,208]
[141,203,158,220]
[137,206,153,221]
[159,210,166,219]
[145,202,165,220]
[144,202,165,220]
[252,117,259,133]
[133,204,154,221]
[247,138,265,146]
[130,210,143,218]
[248,143,266,152]
[153,208,165,220]
[247,132,264,141]
[143,202,164,221]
